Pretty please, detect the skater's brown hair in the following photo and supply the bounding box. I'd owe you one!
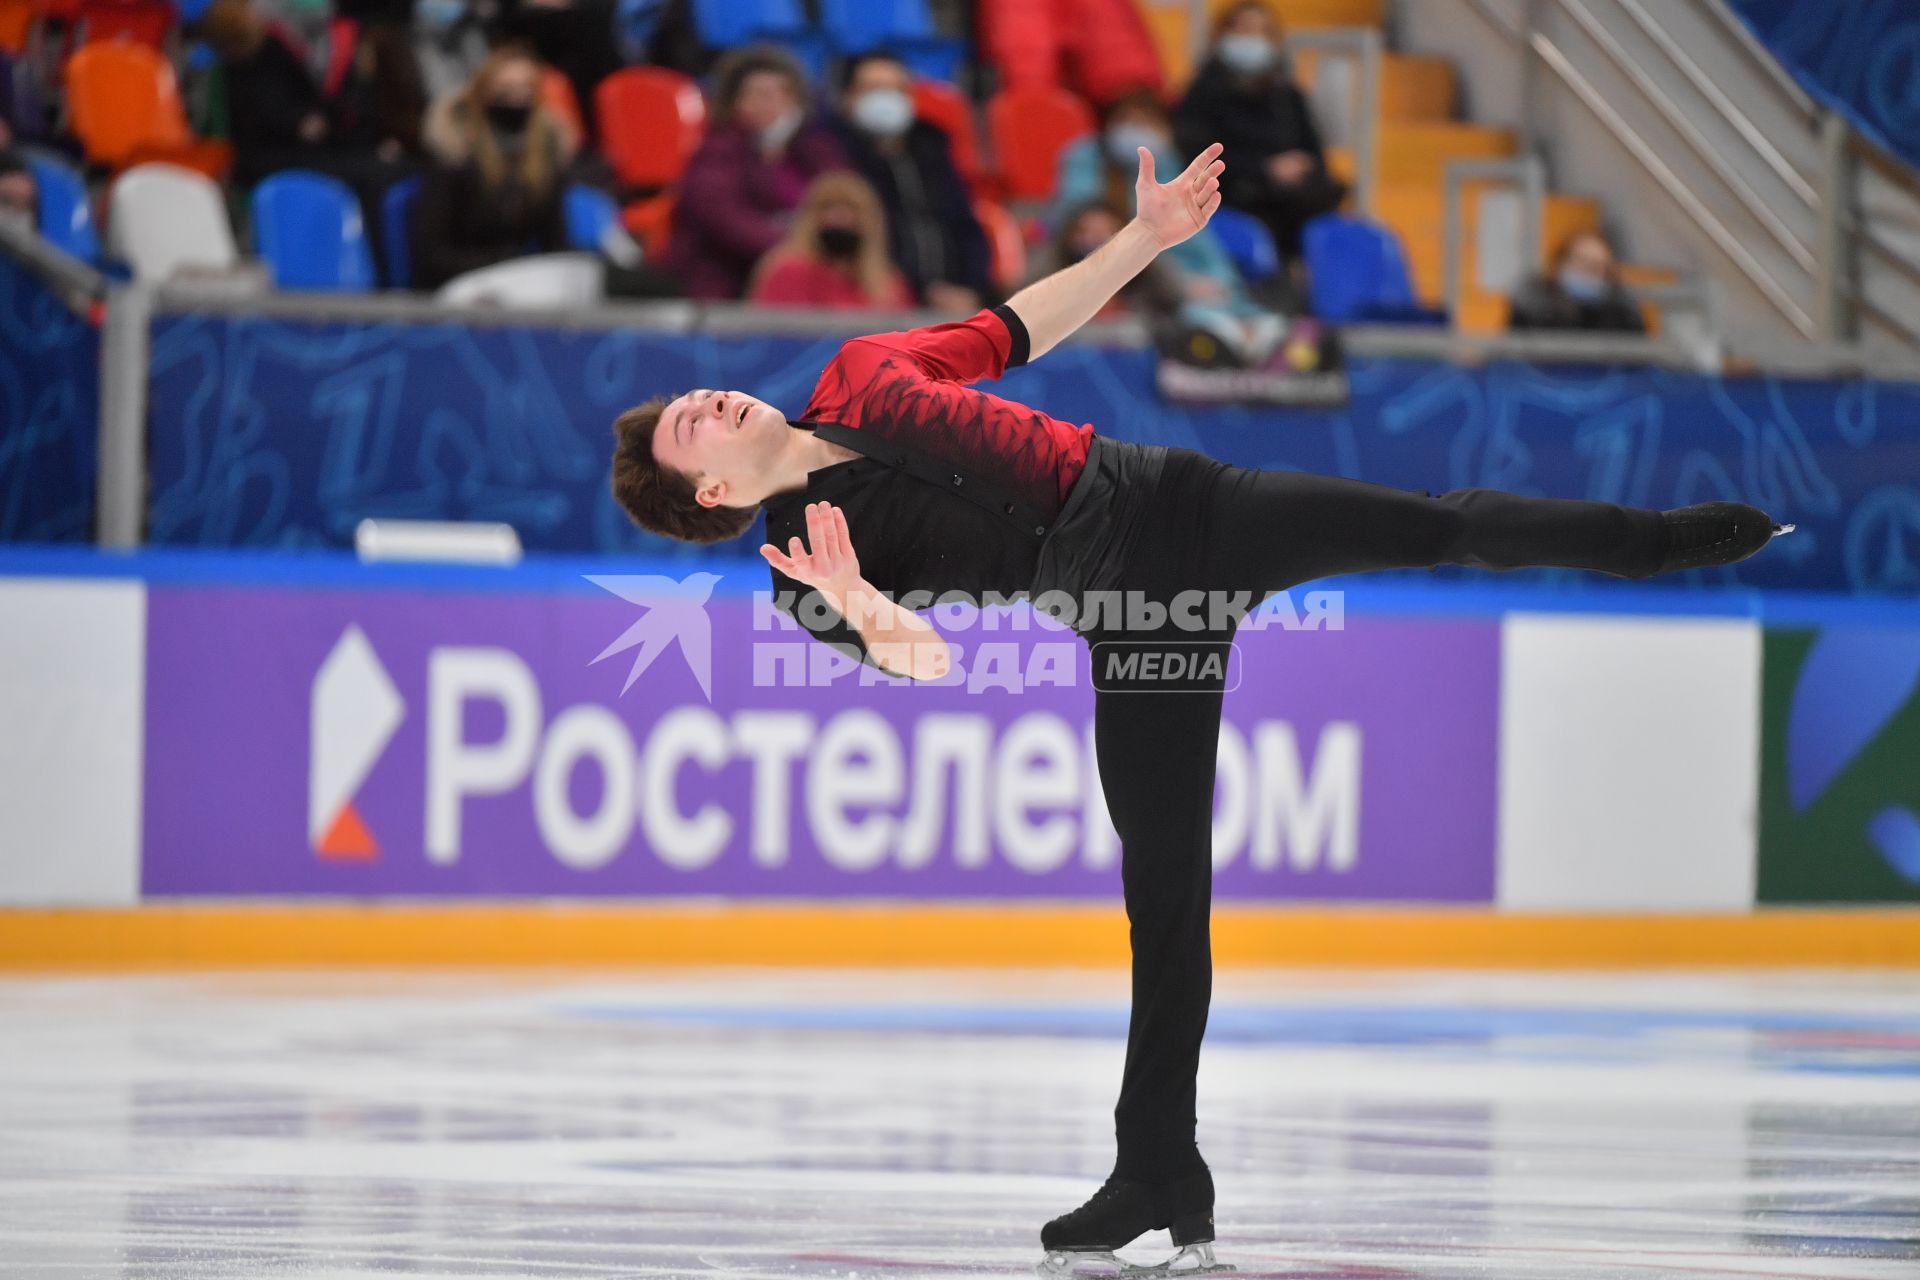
[610,397,762,544]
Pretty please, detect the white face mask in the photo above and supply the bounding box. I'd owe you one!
[851,87,913,137]
[1217,33,1275,74]
[758,106,803,151]
[1559,268,1608,301]
[1104,124,1168,167]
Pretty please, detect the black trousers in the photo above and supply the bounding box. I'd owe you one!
[1082,448,1665,1181]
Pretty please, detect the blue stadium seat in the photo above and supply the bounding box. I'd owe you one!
[818,0,929,50]
[381,176,422,289]
[894,39,966,81]
[564,184,620,253]
[1206,205,1279,282]
[818,0,964,77]
[690,0,805,47]
[779,30,832,83]
[1303,212,1445,324]
[23,149,101,265]
[252,171,375,292]
[687,0,832,79]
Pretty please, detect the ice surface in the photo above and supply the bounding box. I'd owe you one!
[1,967,1915,1278]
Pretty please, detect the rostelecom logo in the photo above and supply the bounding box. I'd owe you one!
[309,625,405,859]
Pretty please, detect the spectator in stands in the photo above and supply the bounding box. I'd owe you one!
[414,0,492,101]
[1026,200,1183,323]
[828,51,991,314]
[196,0,339,186]
[196,0,417,276]
[1174,0,1346,264]
[1509,229,1647,334]
[411,45,575,289]
[1056,88,1274,308]
[324,0,430,164]
[484,0,621,142]
[747,171,915,310]
[1055,88,1285,362]
[0,150,36,238]
[661,44,848,300]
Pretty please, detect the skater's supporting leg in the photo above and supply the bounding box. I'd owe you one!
[1091,665,1225,1182]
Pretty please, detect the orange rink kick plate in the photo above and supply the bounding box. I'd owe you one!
[3,904,1919,969]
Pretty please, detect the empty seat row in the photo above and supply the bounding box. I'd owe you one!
[90,161,614,295]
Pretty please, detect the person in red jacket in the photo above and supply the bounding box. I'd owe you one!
[609,141,1788,1275]
[748,171,915,310]
[661,43,849,300]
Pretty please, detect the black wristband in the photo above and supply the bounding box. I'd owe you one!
[991,303,1032,368]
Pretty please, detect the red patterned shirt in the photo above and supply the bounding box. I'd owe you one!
[802,306,1091,510]
[763,306,1095,669]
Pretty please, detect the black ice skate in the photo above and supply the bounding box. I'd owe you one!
[1036,1167,1233,1277]
[1655,501,1794,575]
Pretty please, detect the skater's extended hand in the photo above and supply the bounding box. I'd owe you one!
[1136,142,1225,251]
[761,500,863,599]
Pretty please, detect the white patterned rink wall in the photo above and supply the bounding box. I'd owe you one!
[0,578,145,905]
[1497,613,1762,912]
[0,573,1766,913]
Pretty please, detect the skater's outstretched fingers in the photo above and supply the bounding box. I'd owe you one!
[1178,141,1224,186]
[760,501,862,595]
[1138,142,1227,248]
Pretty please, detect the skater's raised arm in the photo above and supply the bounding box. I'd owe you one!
[1004,142,1225,361]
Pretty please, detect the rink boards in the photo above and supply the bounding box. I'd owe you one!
[1,551,1917,965]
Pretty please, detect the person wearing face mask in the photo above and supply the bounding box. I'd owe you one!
[662,44,849,300]
[1055,90,1259,308]
[827,51,991,315]
[747,171,914,310]
[410,46,576,290]
[1509,229,1647,334]
[1054,89,1286,364]
[1024,201,1184,328]
[1173,0,1346,265]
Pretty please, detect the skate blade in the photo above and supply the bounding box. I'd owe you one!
[1771,522,1796,537]
[1037,1243,1235,1278]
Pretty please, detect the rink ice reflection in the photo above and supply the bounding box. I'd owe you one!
[1,968,1916,1278]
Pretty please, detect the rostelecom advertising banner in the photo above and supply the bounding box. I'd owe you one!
[139,578,1499,902]
[1759,625,1920,903]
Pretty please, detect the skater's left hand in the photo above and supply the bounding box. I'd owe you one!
[1136,142,1225,250]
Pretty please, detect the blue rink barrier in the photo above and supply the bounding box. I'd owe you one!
[1728,0,1920,173]
[0,251,99,543]
[141,311,1920,594]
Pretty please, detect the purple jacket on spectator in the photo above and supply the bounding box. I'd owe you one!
[662,118,848,300]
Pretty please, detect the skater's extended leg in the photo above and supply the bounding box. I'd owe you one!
[1201,465,1672,595]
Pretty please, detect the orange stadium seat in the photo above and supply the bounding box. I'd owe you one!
[1294,49,1456,123]
[972,196,1026,290]
[986,83,1094,202]
[620,189,678,258]
[596,67,706,191]
[65,41,229,175]
[911,78,983,189]
[539,66,585,148]
[1207,0,1385,29]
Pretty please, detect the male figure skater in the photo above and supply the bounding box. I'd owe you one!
[611,141,1788,1276]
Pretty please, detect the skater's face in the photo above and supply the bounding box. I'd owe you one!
[652,388,785,509]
